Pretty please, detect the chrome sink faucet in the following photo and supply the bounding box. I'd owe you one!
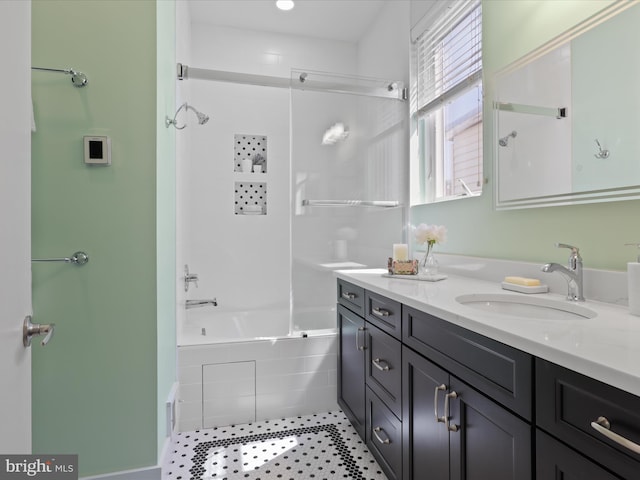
[541,243,585,302]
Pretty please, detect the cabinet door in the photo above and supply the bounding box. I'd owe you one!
[338,304,366,438]
[537,429,622,480]
[449,377,532,480]
[402,346,450,480]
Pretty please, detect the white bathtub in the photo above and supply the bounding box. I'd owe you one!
[178,306,337,346]
[177,307,338,432]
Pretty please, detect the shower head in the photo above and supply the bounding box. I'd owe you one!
[498,130,517,147]
[188,105,210,125]
[165,102,210,129]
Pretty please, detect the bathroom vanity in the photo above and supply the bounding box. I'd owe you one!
[336,271,640,480]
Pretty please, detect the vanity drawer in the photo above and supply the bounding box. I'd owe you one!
[365,291,402,339]
[366,386,402,480]
[402,305,532,420]
[536,359,640,479]
[337,279,364,316]
[366,322,402,419]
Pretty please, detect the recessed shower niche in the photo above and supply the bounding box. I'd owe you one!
[235,181,267,215]
[234,134,267,173]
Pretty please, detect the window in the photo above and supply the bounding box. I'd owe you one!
[411,0,482,204]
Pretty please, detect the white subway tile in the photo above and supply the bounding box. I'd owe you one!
[179,382,202,403]
[178,364,202,384]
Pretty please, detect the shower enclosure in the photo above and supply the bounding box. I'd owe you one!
[289,70,407,333]
[175,66,407,429]
[177,65,406,337]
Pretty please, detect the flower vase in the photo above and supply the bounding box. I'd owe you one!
[419,243,439,277]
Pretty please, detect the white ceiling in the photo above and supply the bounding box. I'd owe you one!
[188,0,388,43]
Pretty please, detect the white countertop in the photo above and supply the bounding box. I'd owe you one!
[336,269,640,398]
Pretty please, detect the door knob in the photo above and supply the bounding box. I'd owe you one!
[23,315,56,347]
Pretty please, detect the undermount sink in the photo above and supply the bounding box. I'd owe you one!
[456,293,597,320]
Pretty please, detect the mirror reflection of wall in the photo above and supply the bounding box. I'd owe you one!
[495,44,571,203]
[572,4,640,192]
[494,2,640,210]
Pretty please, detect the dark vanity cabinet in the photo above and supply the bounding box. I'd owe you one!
[337,280,366,438]
[337,280,403,480]
[536,359,640,479]
[337,278,640,480]
[402,307,532,480]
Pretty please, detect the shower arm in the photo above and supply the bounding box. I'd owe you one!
[166,103,190,130]
[165,102,209,129]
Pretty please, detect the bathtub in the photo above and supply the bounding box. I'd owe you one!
[177,307,338,432]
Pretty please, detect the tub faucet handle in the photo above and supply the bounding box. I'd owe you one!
[184,264,199,292]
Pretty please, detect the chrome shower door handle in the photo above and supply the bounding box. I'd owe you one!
[23,315,56,347]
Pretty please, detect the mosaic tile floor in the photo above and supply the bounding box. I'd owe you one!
[163,411,388,480]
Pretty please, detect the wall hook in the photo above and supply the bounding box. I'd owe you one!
[594,139,610,159]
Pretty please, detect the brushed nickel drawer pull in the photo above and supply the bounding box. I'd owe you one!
[591,416,640,454]
[434,384,447,423]
[355,326,366,351]
[373,426,391,445]
[372,358,390,371]
[372,307,391,317]
[444,391,460,432]
[342,292,356,300]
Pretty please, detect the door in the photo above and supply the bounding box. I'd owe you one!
[0,0,33,453]
[402,346,450,480]
[448,377,532,480]
[337,305,366,438]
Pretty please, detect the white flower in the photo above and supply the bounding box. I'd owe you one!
[414,223,447,246]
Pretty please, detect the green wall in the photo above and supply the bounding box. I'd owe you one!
[156,0,177,461]
[31,1,158,476]
[410,0,640,271]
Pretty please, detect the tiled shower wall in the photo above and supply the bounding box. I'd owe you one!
[182,24,358,313]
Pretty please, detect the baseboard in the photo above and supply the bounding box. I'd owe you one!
[80,465,161,480]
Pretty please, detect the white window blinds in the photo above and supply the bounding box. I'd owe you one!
[415,0,482,117]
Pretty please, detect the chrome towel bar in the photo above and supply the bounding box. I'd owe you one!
[302,199,400,208]
[32,251,89,266]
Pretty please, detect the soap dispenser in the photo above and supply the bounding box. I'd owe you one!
[625,243,640,316]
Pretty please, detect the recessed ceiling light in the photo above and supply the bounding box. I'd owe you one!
[276,0,295,11]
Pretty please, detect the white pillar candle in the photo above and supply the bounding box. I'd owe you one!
[393,243,408,261]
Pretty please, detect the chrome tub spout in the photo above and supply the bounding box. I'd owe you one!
[186,299,218,309]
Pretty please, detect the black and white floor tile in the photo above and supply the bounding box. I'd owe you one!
[163,411,388,480]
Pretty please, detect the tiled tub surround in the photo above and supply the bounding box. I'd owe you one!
[335,259,640,398]
[177,311,338,431]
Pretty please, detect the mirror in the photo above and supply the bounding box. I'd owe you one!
[494,2,640,209]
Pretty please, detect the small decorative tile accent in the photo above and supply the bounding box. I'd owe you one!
[163,411,387,480]
[235,182,267,215]
[234,134,267,173]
